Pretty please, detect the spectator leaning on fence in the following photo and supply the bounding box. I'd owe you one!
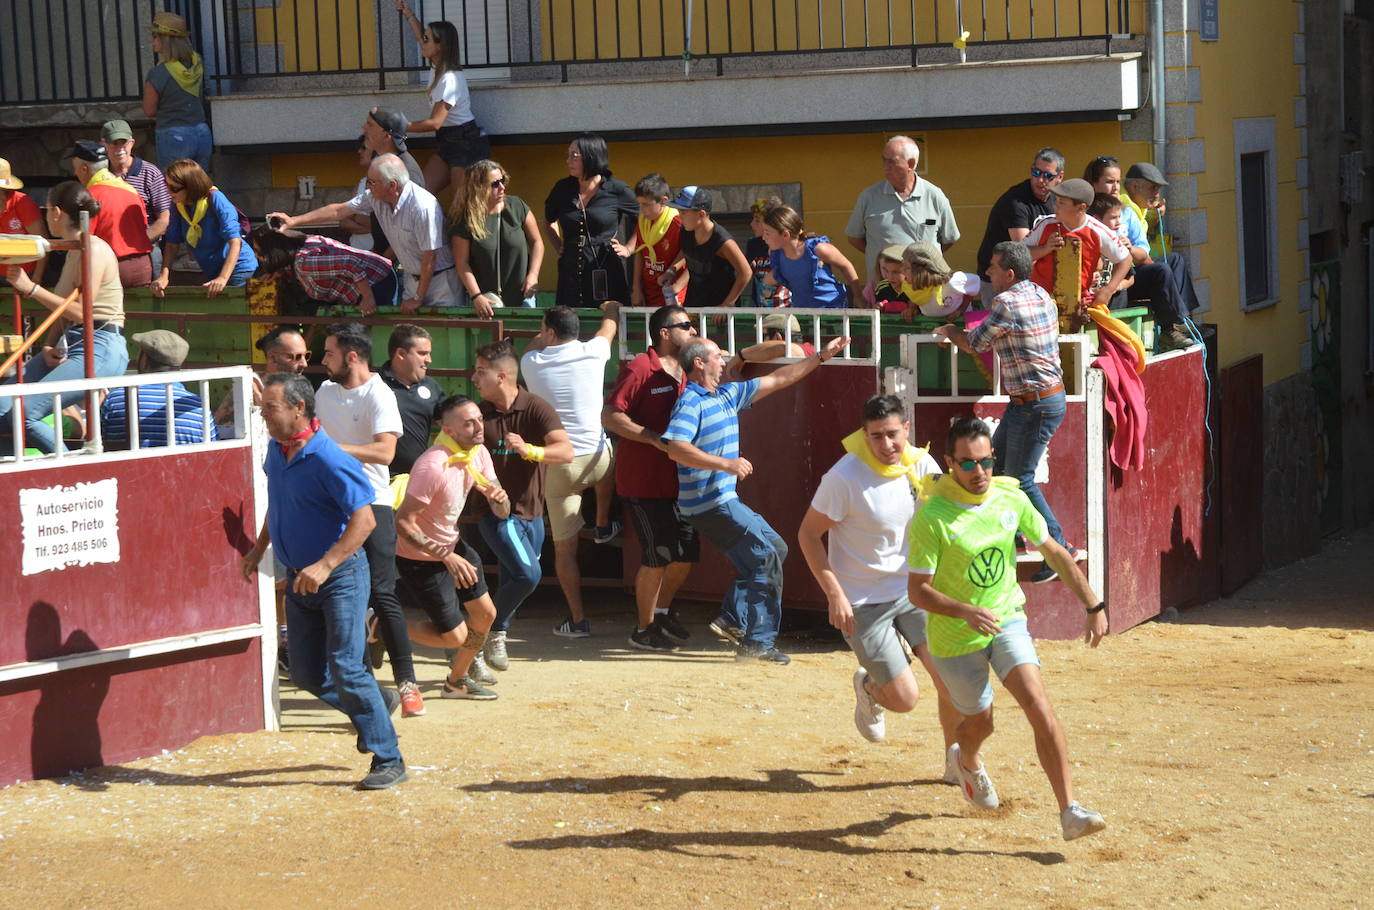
[155,158,258,297]
[100,329,218,448]
[250,226,397,316]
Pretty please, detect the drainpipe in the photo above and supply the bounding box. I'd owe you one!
[1151,0,1167,171]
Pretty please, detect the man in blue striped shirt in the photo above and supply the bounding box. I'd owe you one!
[662,333,849,664]
[100,330,219,448]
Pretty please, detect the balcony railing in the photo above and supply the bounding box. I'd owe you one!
[1,0,1137,107]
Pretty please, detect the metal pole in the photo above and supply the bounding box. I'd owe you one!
[684,0,693,76]
[80,210,96,443]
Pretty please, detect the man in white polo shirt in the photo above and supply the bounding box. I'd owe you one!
[314,323,422,718]
[270,153,459,311]
[520,302,622,640]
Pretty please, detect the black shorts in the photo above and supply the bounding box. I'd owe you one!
[624,497,700,569]
[395,540,489,634]
[436,121,491,168]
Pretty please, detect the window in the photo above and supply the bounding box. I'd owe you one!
[1239,152,1271,305]
[1233,118,1280,311]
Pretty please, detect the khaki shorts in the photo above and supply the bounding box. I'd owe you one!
[545,447,613,541]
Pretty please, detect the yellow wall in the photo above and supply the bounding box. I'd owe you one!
[275,122,1146,290]
[255,0,378,72]
[1181,5,1304,385]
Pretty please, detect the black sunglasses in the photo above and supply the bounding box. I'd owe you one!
[166,182,184,192]
[1029,166,1059,180]
[665,321,696,331]
[491,176,508,190]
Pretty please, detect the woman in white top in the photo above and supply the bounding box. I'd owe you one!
[393,0,491,198]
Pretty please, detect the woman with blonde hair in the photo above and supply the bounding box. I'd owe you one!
[2,181,129,452]
[152,158,257,298]
[142,12,212,171]
[393,0,490,197]
[450,160,543,317]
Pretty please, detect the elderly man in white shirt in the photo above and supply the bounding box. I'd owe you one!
[270,153,460,313]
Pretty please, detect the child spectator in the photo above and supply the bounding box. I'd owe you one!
[1086,193,1134,308]
[760,204,861,308]
[869,243,910,313]
[613,173,686,308]
[1023,178,1130,312]
[745,196,790,307]
[901,242,982,321]
[660,186,751,310]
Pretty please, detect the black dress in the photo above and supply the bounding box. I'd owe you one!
[544,173,638,307]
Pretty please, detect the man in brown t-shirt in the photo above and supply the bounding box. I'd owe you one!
[471,340,573,672]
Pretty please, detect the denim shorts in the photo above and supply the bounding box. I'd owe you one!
[929,615,1040,715]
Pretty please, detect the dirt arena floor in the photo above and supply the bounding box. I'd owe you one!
[2,527,1371,909]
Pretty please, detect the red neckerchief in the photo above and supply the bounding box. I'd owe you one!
[280,418,321,458]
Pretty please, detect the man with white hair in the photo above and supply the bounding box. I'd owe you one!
[70,139,153,288]
[269,153,459,312]
[845,135,959,285]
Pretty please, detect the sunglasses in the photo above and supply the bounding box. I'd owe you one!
[166,182,184,192]
[665,321,696,331]
[1029,166,1060,180]
[956,457,996,471]
[490,176,508,190]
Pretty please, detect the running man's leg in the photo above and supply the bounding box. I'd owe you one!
[363,505,416,686]
[478,513,545,633]
[1000,662,1074,811]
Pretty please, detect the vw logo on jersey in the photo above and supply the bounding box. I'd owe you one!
[968,546,1006,589]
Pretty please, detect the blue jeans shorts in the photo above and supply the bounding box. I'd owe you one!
[929,615,1040,716]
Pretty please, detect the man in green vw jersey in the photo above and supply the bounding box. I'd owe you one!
[908,416,1109,841]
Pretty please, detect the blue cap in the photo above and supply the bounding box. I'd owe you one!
[666,185,713,212]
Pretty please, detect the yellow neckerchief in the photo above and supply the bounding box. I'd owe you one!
[1085,300,1147,374]
[924,473,1022,507]
[176,188,217,249]
[164,52,204,97]
[436,430,490,488]
[636,205,676,264]
[1117,190,1169,257]
[86,167,138,197]
[840,429,930,491]
[900,280,939,309]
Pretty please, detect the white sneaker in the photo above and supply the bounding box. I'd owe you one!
[468,651,497,685]
[484,630,509,671]
[851,668,885,742]
[1060,801,1107,841]
[950,743,999,809]
[943,743,960,785]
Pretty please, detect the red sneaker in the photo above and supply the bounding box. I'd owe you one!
[398,680,426,717]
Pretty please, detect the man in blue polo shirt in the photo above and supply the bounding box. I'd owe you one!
[662,334,849,664]
[240,372,407,791]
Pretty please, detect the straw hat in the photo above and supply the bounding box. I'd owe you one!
[0,158,23,190]
[149,12,190,37]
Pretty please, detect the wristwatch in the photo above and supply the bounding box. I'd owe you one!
[1086,601,1107,614]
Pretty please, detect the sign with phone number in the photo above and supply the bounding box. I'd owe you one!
[19,478,121,576]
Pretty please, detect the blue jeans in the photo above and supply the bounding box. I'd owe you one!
[687,498,788,650]
[156,122,213,171]
[993,392,1068,548]
[477,513,545,633]
[0,325,130,453]
[285,550,401,765]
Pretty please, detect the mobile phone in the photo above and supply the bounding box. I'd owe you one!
[267,214,286,230]
[591,268,609,301]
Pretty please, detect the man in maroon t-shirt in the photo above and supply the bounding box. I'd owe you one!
[602,304,701,652]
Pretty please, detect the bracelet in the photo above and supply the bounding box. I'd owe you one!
[522,444,545,463]
[26,283,39,299]
[1086,601,1107,614]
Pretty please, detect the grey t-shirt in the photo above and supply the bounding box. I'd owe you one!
[146,64,206,129]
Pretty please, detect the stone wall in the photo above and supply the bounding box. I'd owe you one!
[1261,371,1323,567]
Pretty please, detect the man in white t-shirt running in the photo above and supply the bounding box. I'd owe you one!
[521,302,620,638]
[797,395,961,778]
[315,323,422,718]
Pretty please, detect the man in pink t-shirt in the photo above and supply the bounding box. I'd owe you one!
[394,394,511,700]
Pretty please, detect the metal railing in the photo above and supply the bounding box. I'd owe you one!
[2,0,1136,105]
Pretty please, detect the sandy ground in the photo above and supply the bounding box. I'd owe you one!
[2,528,1371,909]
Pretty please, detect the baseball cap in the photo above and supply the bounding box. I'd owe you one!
[70,139,108,164]
[368,108,409,153]
[1125,162,1169,186]
[666,185,713,212]
[132,330,190,368]
[761,312,802,336]
[1050,177,1095,206]
[101,120,134,142]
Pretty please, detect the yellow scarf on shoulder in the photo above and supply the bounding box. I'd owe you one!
[924,473,1021,506]
[164,52,204,98]
[436,430,490,488]
[86,167,138,197]
[636,206,676,264]
[900,281,939,309]
[176,188,218,249]
[840,428,933,492]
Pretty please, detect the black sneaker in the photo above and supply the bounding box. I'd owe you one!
[736,646,791,665]
[358,687,402,753]
[629,624,679,652]
[592,520,622,545]
[708,618,744,646]
[657,610,691,642]
[358,760,408,790]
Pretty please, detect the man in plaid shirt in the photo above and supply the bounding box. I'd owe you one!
[933,241,1074,584]
[294,235,397,314]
